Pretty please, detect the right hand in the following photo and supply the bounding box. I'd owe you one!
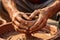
[29,9,48,33]
[11,12,29,33]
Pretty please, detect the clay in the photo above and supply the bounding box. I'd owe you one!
[1,0,60,40]
[0,23,59,40]
[0,17,59,40]
[0,16,59,40]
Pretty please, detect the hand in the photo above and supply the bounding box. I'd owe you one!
[12,12,29,33]
[29,9,49,33]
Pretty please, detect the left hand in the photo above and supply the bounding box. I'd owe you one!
[12,12,29,33]
[29,9,49,33]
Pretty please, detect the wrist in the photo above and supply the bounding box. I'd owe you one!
[56,0,60,10]
[42,1,60,18]
[40,9,49,18]
[56,0,60,2]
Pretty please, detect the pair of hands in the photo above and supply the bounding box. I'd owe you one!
[12,9,48,34]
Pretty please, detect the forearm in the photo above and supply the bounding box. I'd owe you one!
[2,0,20,17]
[43,0,60,18]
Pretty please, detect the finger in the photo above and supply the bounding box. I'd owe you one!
[13,20,28,30]
[30,18,47,33]
[15,15,33,27]
[30,13,44,31]
[12,23,26,33]
[15,15,27,25]
[15,15,30,27]
[19,12,29,20]
[29,10,40,20]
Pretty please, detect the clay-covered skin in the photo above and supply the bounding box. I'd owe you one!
[2,0,60,34]
[13,12,40,33]
[1,0,60,40]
